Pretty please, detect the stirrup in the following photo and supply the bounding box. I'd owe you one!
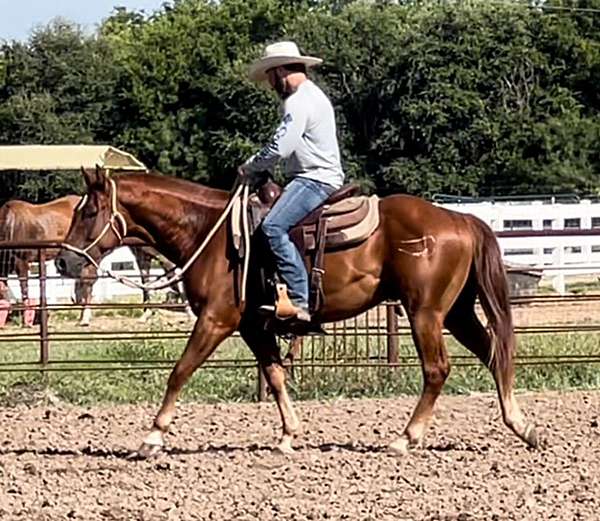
[258,304,276,315]
[274,284,310,322]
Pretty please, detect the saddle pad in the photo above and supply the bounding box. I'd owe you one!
[323,196,365,216]
[325,195,380,249]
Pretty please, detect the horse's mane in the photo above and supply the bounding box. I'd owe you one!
[118,171,230,210]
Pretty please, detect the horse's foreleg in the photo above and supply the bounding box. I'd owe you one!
[133,248,153,320]
[15,259,33,327]
[139,267,153,320]
[136,311,232,458]
[76,278,93,326]
[240,318,299,454]
[142,288,151,310]
[176,280,195,320]
[390,309,450,455]
[283,336,303,376]
[79,304,92,327]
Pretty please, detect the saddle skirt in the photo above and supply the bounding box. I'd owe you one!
[290,194,380,252]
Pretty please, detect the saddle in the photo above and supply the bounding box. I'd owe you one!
[247,180,379,248]
[239,178,380,316]
[289,191,380,252]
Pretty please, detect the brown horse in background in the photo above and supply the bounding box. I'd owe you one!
[55,167,541,457]
[0,196,185,326]
[0,196,94,325]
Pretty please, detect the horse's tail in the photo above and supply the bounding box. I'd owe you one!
[469,215,515,389]
[0,203,17,242]
[0,203,17,278]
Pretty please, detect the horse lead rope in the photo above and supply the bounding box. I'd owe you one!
[62,178,251,305]
[240,182,251,310]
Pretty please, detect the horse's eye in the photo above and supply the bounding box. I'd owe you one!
[83,205,98,218]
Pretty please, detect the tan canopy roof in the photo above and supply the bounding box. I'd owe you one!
[0,145,147,171]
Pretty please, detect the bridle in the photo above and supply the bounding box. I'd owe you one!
[61,175,251,304]
[62,178,127,266]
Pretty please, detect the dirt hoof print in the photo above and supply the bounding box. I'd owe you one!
[527,428,549,451]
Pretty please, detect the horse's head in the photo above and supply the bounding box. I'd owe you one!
[56,166,126,278]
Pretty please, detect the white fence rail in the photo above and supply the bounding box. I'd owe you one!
[5,246,167,303]
[442,198,600,294]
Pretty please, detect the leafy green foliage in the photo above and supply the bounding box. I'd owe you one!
[0,20,120,201]
[0,0,598,201]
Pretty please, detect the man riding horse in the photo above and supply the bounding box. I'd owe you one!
[238,41,345,323]
[55,41,540,457]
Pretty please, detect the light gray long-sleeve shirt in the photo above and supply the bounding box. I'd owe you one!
[243,80,345,189]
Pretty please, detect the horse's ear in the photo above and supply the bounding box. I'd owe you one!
[96,165,110,192]
[94,164,111,191]
[81,167,97,188]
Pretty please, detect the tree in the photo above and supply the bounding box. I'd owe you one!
[0,0,598,200]
[104,0,299,187]
[291,1,600,196]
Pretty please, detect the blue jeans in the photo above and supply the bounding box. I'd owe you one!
[262,177,336,309]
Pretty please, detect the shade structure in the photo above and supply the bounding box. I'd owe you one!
[0,145,147,171]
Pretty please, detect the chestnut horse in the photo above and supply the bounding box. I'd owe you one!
[0,195,97,325]
[0,195,184,325]
[55,167,540,457]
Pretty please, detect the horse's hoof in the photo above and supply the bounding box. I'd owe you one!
[138,311,154,323]
[274,441,295,455]
[388,438,411,456]
[129,443,163,460]
[524,425,547,450]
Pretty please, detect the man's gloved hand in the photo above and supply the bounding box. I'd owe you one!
[237,166,269,188]
[237,165,249,180]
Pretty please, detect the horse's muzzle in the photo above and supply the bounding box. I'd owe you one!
[55,250,86,278]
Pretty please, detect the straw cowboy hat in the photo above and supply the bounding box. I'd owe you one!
[248,41,323,82]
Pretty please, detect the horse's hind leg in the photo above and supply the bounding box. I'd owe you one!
[389,308,450,454]
[239,316,299,454]
[444,291,539,448]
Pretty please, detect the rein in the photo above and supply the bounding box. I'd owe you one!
[62,177,251,306]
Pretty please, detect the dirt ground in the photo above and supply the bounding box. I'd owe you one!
[0,391,598,520]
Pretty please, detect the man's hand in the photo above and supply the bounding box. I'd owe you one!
[237,165,261,186]
[236,165,269,188]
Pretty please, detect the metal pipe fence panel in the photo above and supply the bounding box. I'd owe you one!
[1,244,600,400]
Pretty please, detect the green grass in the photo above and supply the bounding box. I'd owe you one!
[567,280,600,295]
[0,328,599,406]
[0,335,258,405]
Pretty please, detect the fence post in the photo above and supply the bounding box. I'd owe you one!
[38,248,49,366]
[257,364,268,402]
[386,303,399,365]
[552,246,566,294]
